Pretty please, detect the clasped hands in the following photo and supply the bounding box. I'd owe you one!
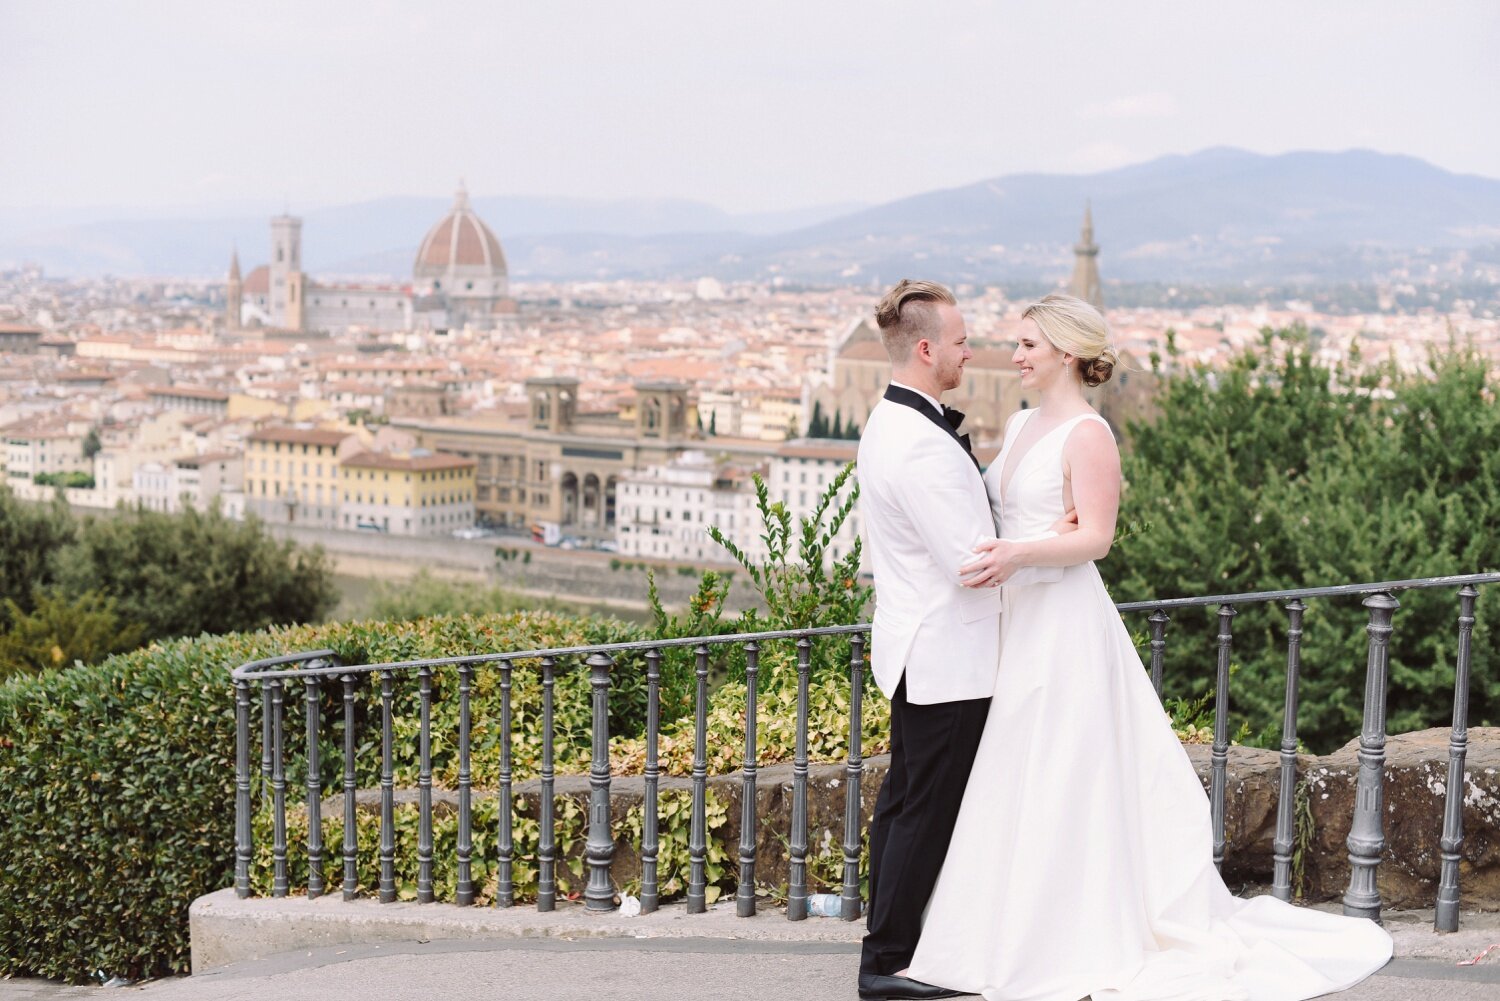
[959,509,1078,588]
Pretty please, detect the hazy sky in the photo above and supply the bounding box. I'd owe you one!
[5,0,1498,214]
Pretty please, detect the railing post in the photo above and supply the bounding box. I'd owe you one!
[1271,599,1306,901]
[537,657,557,912]
[496,659,514,908]
[584,652,617,911]
[455,662,475,906]
[737,641,761,917]
[341,672,358,900]
[261,681,273,794]
[787,635,812,921]
[304,672,324,899]
[270,679,288,897]
[416,664,434,903]
[1211,604,1236,872]
[1343,591,1399,921]
[1436,584,1479,932]
[378,669,396,902]
[1148,609,1169,702]
[233,677,252,898]
[641,649,662,914]
[687,644,710,913]
[841,633,865,921]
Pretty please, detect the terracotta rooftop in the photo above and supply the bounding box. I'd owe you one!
[175,451,240,467]
[150,386,230,401]
[243,265,270,295]
[778,440,859,461]
[341,450,475,473]
[247,426,355,447]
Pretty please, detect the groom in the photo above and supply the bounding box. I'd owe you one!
[855,280,1002,1000]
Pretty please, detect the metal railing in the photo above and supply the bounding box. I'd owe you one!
[230,572,1497,930]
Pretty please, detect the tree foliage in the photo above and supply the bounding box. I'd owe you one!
[52,504,338,644]
[0,490,75,629]
[1105,328,1500,750]
[0,489,337,675]
[0,590,144,679]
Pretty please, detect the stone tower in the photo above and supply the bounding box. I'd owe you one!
[225,248,242,331]
[1068,202,1103,310]
[635,382,689,439]
[269,214,303,328]
[526,376,578,433]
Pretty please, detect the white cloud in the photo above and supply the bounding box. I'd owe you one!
[1080,93,1179,120]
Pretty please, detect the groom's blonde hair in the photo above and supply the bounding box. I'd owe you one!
[874,279,956,364]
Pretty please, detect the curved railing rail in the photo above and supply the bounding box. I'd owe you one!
[229,572,1498,930]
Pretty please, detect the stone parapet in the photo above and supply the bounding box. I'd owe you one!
[299,727,1500,910]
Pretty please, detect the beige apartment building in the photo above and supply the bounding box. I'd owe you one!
[395,377,769,533]
[243,426,367,526]
[338,450,476,536]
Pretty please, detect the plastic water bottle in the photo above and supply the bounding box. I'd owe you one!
[807,893,842,917]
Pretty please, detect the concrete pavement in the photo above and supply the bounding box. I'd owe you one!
[9,935,1500,1001]
[11,896,1500,1000]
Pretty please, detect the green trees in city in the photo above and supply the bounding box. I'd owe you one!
[0,490,337,676]
[1104,327,1500,750]
[806,400,861,440]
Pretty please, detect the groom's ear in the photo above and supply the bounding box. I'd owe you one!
[914,338,933,364]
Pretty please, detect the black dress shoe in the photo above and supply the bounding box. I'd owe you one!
[856,972,973,1000]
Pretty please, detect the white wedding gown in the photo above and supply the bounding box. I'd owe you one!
[905,410,1392,1001]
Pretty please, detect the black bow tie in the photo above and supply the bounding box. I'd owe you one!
[942,405,966,431]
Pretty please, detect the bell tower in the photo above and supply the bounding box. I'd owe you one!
[1068,202,1103,310]
[526,376,578,433]
[225,248,242,331]
[635,382,688,440]
[269,214,302,327]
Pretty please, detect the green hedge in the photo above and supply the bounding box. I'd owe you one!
[0,611,648,984]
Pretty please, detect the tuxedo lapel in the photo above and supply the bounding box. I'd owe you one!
[882,384,980,471]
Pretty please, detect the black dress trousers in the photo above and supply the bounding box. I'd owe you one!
[860,675,991,976]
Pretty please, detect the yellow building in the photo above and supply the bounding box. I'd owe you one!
[244,425,365,526]
[338,450,476,535]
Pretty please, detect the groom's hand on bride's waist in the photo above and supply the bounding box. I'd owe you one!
[1050,508,1080,535]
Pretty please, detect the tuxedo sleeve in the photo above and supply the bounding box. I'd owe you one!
[888,442,990,586]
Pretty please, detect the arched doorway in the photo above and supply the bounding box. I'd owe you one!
[560,472,579,525]
[581,474,601,528]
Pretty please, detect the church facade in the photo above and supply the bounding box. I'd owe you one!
[226,184,513,334]
[806,206,1150,444]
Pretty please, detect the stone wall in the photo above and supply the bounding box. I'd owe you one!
[261,521,764,613]
[316,727,1500,908]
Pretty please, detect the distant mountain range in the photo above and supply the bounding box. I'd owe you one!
[4,148,1499,284]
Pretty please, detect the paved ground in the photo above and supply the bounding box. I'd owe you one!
[10,903,1500,1000]
[8,936,1500,1001]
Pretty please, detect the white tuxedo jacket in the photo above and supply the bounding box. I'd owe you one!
[857,391,1004,704]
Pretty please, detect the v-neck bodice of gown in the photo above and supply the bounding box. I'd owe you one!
[982,409,1108,541]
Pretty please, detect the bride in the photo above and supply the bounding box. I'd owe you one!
[903,295,1393,1001]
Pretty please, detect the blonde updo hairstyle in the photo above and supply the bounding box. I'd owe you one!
[1021,294,1118,388]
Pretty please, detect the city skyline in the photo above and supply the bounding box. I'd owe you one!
[4,0,1498,215]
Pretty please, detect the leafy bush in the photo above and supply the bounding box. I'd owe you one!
[0,488,338,676]
[1108,330,1500,750]
[0,610,649,983]
[33,471,94,488]
[55,504,338,647]
[0,589,145,679]
[250,787,735,906]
